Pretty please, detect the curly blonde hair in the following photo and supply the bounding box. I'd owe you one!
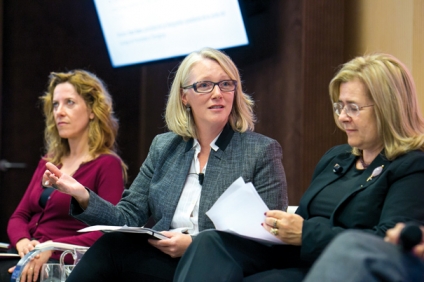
[329,53,424,160]
[40,70,127,181]
[165,47,256,139]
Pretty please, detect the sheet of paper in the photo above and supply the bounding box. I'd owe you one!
[78,225,168,240]
[206,177,284,244]
[78,225,123,232]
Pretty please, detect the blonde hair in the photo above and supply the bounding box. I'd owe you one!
[40,70,128,181]
[329,53,424,160]
[165,47,255,139]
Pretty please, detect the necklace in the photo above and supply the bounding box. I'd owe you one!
[360,156,370,169]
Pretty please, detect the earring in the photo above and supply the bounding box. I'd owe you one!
[186,105,191,113]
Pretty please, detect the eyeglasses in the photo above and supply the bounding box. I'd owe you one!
[333,102,374,117]
[182,80,237,94]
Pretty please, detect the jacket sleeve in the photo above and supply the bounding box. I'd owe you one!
[71,136,160,228]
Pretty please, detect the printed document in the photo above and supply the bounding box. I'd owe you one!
[206,177,284,245]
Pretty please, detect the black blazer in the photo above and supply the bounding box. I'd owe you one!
[297,144,424,263]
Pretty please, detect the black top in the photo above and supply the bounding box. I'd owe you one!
[308,161,364,218]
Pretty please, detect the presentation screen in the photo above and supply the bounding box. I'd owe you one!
[93,0,249,67]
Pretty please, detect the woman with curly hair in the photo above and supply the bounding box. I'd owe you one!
[3,70,127,282]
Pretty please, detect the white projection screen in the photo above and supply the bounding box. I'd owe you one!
[93,0,249,67]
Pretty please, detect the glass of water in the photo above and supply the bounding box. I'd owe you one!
[40,263,63,282]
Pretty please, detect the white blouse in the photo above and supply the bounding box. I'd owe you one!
[170,135,220,235]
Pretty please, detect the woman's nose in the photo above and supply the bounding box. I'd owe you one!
[55,104,65,116]
[210,85,223,99]
[338,108,351,121]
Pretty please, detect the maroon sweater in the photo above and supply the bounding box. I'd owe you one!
[7,154,124,260]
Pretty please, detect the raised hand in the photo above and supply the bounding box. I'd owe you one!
[44,162,90,208]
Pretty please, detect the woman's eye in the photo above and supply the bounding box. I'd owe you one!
[199,83,209,88]
[67,100,75,105]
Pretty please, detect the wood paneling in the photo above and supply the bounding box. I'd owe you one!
[301,1,346,203]
[344,0,424,113]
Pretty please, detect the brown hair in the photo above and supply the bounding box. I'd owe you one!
[40,70,128,181]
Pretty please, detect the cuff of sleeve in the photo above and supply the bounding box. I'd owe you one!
[70,187,91,215]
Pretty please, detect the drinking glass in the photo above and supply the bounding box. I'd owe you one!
[40,263,62,282]
[59,247,88,280]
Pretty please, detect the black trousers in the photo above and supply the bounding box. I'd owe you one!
[0,258,19,282]
[174,230,309,282]
[67,232,179,282]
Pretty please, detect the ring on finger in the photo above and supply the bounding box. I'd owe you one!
[273,219,278,228]
[270,228,278,236]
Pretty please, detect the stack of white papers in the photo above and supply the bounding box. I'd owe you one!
[206,177,284,245]
[78,225,168,240]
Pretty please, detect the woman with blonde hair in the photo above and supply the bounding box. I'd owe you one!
[43,47,288,281]
[174,53,424,281]
[3,70,126,282]
[329,53,424,160]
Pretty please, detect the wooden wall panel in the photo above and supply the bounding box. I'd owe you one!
[300,1,346,203]
[413,0,424,114]
[344,0,424,113]
[240,1,304,205]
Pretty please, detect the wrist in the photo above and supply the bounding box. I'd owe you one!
[74,187,90,210]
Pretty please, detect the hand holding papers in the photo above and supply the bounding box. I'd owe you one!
[206,177,284,245]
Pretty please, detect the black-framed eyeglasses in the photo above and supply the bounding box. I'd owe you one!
[182,80,237,94]
[333,102,374,117]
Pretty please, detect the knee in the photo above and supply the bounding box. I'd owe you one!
[92,232,118,246]
[191,230,222,248]
[332,230,376,250]
[194,230,221,241]
[88,232,132,254]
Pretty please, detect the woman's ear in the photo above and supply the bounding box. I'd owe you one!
[89,110,95,120]
[181,90,188,106]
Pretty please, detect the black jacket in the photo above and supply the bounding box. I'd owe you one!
[297,144,424,263]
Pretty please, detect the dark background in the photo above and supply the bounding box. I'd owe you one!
[0,0,346,242]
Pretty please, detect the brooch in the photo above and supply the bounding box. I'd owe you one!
[366,165,384,182]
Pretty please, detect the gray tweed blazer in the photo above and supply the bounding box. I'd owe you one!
[71,125,288,231]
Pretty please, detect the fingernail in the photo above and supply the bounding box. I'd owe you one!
[44,181,50,186]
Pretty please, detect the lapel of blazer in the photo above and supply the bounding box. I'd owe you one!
[298,148,391,220]
[201,124,234,185]
[298,150,356,219]
[197,124,235,229]
[331,152,390,220]
[157,138,195,230]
